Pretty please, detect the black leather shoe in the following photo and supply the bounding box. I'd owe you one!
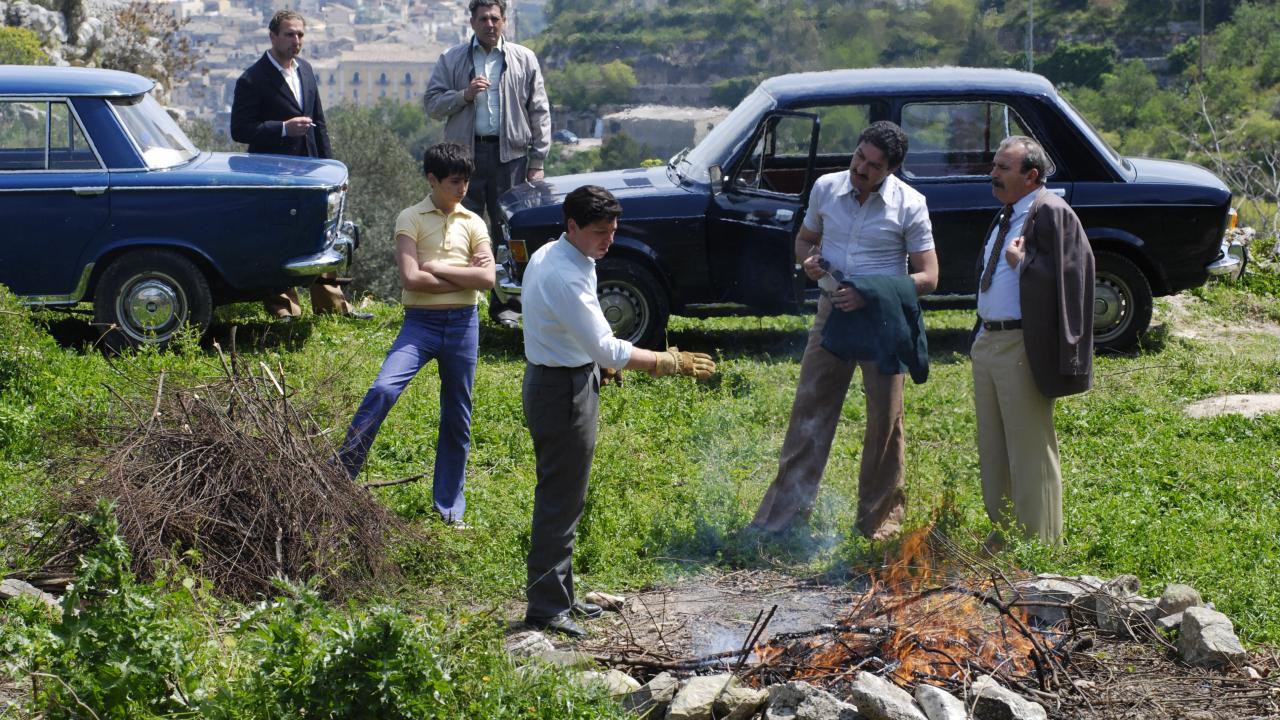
[525,612,586,638]
[346,311,374,320]
[571,600,603,619]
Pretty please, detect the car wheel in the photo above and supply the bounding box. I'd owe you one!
[1093,251,1152,352]
[94,249,213,351]
[596,259,669,349]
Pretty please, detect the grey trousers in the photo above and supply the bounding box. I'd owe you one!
[465,141,527,229]
[751,296,907,539]
[523,362,599,620]
[971,328,1063,544]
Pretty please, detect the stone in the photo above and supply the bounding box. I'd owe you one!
[622,671,680,717]
[1098,594,1163,637]
[1155,612,1184,633]
[576,669,640,698]
[847,672,927,720]
[1244,666,1262,680]
[668,674,734,720]
[914,684,968,720]
[1158,584,1203,616]
[716,683,770,720]
[1014,574,1097,626]
[1178,606,1247,668]
[1092,575,1143,633]
[970,675,1047,720]
[504,630,555,657]
[765,680,863,720]
[583,590,626,611]
[529,649,595,668]
[0,578,58,611]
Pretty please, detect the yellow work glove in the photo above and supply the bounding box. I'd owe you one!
[600,366,624,387]
[651,346,717,380]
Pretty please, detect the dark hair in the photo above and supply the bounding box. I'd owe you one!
[423,142,473,181]
[857,121,909,169]
[268,10,305,34]
[998,135,1055,184]
[468,0,506,18]
[563,185,622,228]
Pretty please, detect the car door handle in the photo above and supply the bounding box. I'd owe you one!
[73,186,108,196]
[776,209,794,223]
[1048,187,1066,197]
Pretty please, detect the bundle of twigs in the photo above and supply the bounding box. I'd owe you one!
[33,340,405,600]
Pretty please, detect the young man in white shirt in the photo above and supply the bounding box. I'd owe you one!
[520,185,715,636]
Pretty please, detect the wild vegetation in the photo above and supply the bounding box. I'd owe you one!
[3,0,1280,716]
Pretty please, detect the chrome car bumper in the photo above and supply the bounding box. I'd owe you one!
[284,223,356,277]
[1205,235,1248,281]
[493,241,523,303]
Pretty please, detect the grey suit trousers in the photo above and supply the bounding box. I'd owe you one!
[523,362,599,620]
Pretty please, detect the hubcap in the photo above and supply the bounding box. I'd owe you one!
[1093,274,1129,339]
[599,282,646,343]
[119,276,185,341]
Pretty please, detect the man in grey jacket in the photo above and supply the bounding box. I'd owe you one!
[424,0,551,228]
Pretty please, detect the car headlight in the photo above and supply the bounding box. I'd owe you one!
[326,188,345,224]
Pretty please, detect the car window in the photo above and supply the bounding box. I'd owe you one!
[109,93,198,169]
[0,101,50,170]
[798,104,872,158]
[899,101,1032,179]
[732,113,817,198]
[49,102,98,170]
[0,100,99,171]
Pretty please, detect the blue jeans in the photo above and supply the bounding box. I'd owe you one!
[339,306,479,521]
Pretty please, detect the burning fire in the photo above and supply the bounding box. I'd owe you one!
[757,526,1042,690]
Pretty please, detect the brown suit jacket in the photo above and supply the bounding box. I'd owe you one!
[976,188,1095,398]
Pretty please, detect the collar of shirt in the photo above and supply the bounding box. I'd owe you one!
[470,35,505,55]
[553,233,596,270]
[265,51,296,78]
[417,193,472,219]
[833,170,907,211]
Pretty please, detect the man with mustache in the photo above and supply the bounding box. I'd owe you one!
[424,0,550,232]
[750,121,938,541]
[973,135,1094,549]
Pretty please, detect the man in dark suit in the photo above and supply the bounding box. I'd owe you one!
[972,135,1094,549]
[231,9,369,321]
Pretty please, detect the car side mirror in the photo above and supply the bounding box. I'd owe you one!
[709,164,724,195]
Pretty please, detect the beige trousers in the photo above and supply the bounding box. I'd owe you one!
[971,328,1063,544]
[752,297,907,539]
[264,272,351,318]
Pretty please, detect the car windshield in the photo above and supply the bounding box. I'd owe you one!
[677,88,775,183]
[1058,94,1130,173]
[109,94,198,169]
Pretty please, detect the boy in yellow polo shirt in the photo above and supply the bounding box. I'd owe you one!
[338,142,495,527]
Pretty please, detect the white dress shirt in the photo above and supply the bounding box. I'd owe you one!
[976,188,1039,323]
[266,52,303,138]
[521,235,634,369]
[802,171,934,278]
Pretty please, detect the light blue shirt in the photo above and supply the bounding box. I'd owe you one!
[802,171,934,278]
[471,36,504,137]
[976,188,1039,322]
[521,235,634,369]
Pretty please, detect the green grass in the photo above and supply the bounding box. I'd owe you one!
[2,276,1280,714]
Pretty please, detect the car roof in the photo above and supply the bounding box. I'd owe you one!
[0,65,154,97]
[760,66,1057,105]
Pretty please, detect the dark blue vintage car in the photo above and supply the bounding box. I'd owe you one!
[0,66,356,349]
[494,67,1244,350]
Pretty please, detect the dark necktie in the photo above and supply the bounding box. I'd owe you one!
[979,205,1015,293]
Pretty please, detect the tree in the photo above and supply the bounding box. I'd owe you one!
[598,132,649,171]
[0,26,49,65]
[326,105,424,301]
[95,1,198,101]
[1037,41,1116,89]
[546,61,636,111]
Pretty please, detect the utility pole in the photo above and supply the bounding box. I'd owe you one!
[1199,0,1206,78]
[1027,0,1035,72]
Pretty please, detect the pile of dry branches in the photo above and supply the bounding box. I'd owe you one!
[33,340,405,600]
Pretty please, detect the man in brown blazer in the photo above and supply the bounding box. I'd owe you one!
[972,135,1094,548]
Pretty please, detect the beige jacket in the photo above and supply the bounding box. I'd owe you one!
[423,37,551,168]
